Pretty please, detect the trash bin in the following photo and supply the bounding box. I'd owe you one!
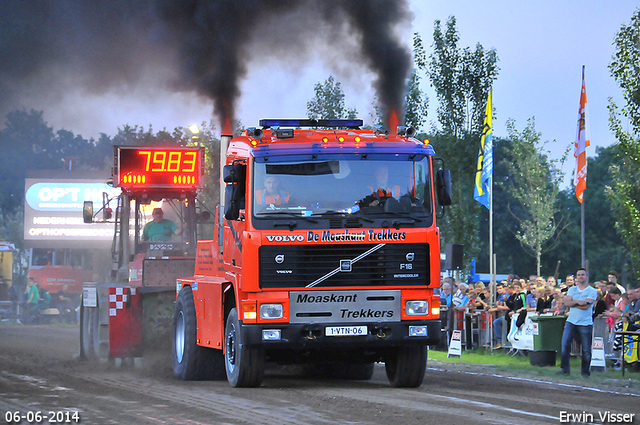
[529,315,566,366]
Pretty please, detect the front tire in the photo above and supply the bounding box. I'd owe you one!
[385,346,427,388]
[173,286,225,380]
[224,308,265,387]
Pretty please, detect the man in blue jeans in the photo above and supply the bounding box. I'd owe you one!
[557,268,597,377]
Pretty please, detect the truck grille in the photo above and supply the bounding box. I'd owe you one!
[259,243,430,289]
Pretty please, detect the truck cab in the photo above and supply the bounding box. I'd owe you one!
[175,119,452,387]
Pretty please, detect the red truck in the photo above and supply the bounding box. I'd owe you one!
[173,119,452,387]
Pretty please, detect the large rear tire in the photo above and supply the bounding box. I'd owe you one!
[80,304,100,360]
[385,346,427,388]
[224,308,265,387]
[173,286,225,380]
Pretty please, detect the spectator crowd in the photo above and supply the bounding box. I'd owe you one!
[440,269,640,374]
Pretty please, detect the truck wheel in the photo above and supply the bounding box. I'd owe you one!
[224,308,265,387]
[80,304,100,360]
[173,286,225,380]
[384,346,427,388]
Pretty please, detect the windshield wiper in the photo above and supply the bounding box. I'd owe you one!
[363,210,423,223]
[257,211,318,223]
[311,210,374,223]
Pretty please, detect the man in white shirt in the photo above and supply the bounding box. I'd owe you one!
[608,270,626,294]
[557,268,598,377]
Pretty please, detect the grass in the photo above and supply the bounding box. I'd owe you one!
[428,347,640,391]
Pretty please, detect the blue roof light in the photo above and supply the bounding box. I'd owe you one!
[259,119,363,128]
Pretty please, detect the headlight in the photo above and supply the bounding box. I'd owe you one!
[259,303,283,319]
[262,329,281,340]
[405,300,429,316]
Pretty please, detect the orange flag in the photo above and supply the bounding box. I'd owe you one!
[574,67,590,203]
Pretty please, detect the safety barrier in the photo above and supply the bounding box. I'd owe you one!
[450,309,495,350]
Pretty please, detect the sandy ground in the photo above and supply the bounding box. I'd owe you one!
[0,322,638,425]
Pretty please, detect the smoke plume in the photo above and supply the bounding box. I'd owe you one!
[0,0,412,133]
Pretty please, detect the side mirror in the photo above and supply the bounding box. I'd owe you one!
[436,169,452,206]
[83,201,94,223]
[224,185,245,220]
[223,163,246,185]
[223,162,247,221]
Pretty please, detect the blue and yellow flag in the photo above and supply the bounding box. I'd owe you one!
[474,90,493,210]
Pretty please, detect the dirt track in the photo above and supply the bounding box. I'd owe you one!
[0,323,638,425]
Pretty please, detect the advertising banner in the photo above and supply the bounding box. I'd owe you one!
[24,172,120,249]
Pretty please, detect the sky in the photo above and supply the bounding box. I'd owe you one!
[5,1,639,185]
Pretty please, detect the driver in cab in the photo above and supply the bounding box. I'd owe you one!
[362,165,401,207]
[142,207,181,241]
[255,176,291,206]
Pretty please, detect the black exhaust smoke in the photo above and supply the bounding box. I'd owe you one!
[0,0,412,132]
[155,0,299,134]
[337,0,412,130]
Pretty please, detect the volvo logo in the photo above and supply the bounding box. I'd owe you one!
[275,254,285,264]
[406,252,415,262]
[340,259,352,272]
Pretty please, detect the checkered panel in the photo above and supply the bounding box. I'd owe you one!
[108,287,137,316]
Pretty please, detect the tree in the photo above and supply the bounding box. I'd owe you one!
[426,16,499,273]
[501,118,566,275]
[185,121,220,239]
[404,33,429,129]
[428,17,465,137]
[0,109,96,212]
[541,145,625,282]
[607,8,640,286]
[428,17,498,136]
[307,76,357,120]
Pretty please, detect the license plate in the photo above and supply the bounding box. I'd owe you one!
[325,326,368,337]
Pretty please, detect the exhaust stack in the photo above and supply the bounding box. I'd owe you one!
[218,134,232,252]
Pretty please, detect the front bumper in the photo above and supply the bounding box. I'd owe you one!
[241,319,441,349]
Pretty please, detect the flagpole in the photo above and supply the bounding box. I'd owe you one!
[489,172,494,351]
[581,200,585,268]
[580,65,586,268]
[490,170,494,288]
[473,89,493,349]
[489,90,495,330]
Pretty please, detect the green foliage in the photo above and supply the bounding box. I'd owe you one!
[461,44,499,135]
[185,121,220,239]
[0,208,23,251]
[609,9,640,130]
[0,109,222,247]
[429,17,464,137]
[478,144,625,282]
[501,118,565,275]
[428,17,499,137]
[404,33,429,129]
[607,8,640,286]
[607,102,640,285]
[307,76,357,120]
[573,146,625,282]
[103,121,222,239]
[404,71,428,129]
[430,132,481,269]
[427,16,499,273]
[0,109,96,213]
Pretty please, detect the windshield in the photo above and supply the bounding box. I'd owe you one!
[252,158,432,227]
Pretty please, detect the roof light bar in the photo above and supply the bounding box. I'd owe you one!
[259,119,363,128]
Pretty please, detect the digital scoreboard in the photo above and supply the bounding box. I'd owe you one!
[115,146,205,190]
